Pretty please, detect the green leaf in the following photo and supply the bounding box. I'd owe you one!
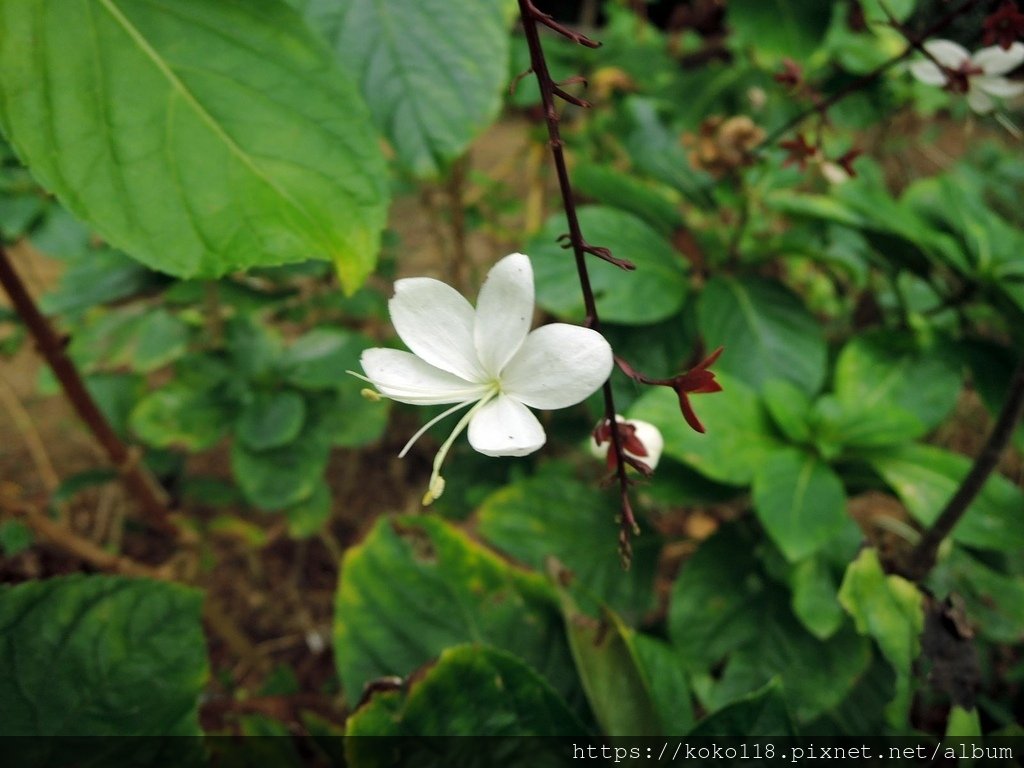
[0,0,388,293]
[935,549,1024,644]
[130,385,231,451]
[704,618,871,725]
[281,327,371,391]
[688,681,797,737]
[39,247,165,315]
[0,575,207,737]
[728,0,831,62]
[529,206,688,325]
[668,523,770,672]
[762,379,812,444]
[85,372,145,438]
[752,448,848,561]
[323,384,390,448]
[282,479,332,538]
[630,634,696,737]
[237,390,306,450]
[790,554,845,640]
[475,468,659,623]
[838,548,924,728]
[867,444,1024,552]
[307,0,509,178]
[0,520,33,556]
[698,276,827,396]
[573,163,685,236]
[629,374,783,486]
[345,646,587,764]
[834,332,961,431]
[231,418,331,510]
[557,595,663,737]
[809,395,925,456]
[127,309,190,372]
[333,516,581,712]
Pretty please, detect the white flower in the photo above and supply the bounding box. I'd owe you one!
[355,253,613,504]
[590,415,664,472]
[909,39,1024,114]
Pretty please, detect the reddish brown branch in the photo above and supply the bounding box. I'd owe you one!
[0,243,177,536]
[897,351,1024,581]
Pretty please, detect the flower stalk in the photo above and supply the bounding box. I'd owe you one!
[518,0,645,562]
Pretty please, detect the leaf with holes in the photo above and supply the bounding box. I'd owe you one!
[0,0,388,292]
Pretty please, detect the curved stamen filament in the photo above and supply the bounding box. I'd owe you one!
[398,399,476,458]
[423,389,499,505]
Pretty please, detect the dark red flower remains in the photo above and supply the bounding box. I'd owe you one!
[616,346,724,434]
[983,1,1024,51]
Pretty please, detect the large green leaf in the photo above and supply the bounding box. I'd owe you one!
[629,374,783,485]
[703,618,871,725]
[867,444,1024,552]
[688,681,797,737]
[0,0,388,292]
[0,575,207,740]
[475,468,659,624]
[529,206,688,325]
[834,332,961,432]
[333,516,581,712]
[752,448,848,562]
[668,523,771,672]
[307,0,509,178]
[698,276,827,396]
[345,646,587,768]
[558,596,663,737]
[838,548,923,728]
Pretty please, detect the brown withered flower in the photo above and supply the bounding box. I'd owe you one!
[683,115,765,177]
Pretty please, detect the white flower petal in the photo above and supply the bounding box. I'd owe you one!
[909,60,948,86]
[973,43,1024,76]
[468,394,546,457]
[976,75,1024,98]
[499,324,613,410]
[968,88,996,113]
[923,39,971,69]
[360,348,488,405]
[389,277,486,382]
[474,253,533,377]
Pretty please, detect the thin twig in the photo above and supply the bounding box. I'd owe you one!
[898,352,1024,581]
[518,0,640,562]
[0,244,178,536]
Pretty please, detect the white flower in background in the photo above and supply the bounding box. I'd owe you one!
[355,253,613,504]
[590,415,664,472]
[909,39,1024,114]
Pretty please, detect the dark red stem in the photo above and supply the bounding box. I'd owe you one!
[0,244,177,536]
[518,0,639,563]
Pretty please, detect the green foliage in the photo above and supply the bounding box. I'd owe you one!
[839,549,924,727]
[0,575,207,738]
[0,0,389,293]
[333,516,581,712]
[306,0,511,178]
[529,206,688,324]
[3,0,1023,745]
